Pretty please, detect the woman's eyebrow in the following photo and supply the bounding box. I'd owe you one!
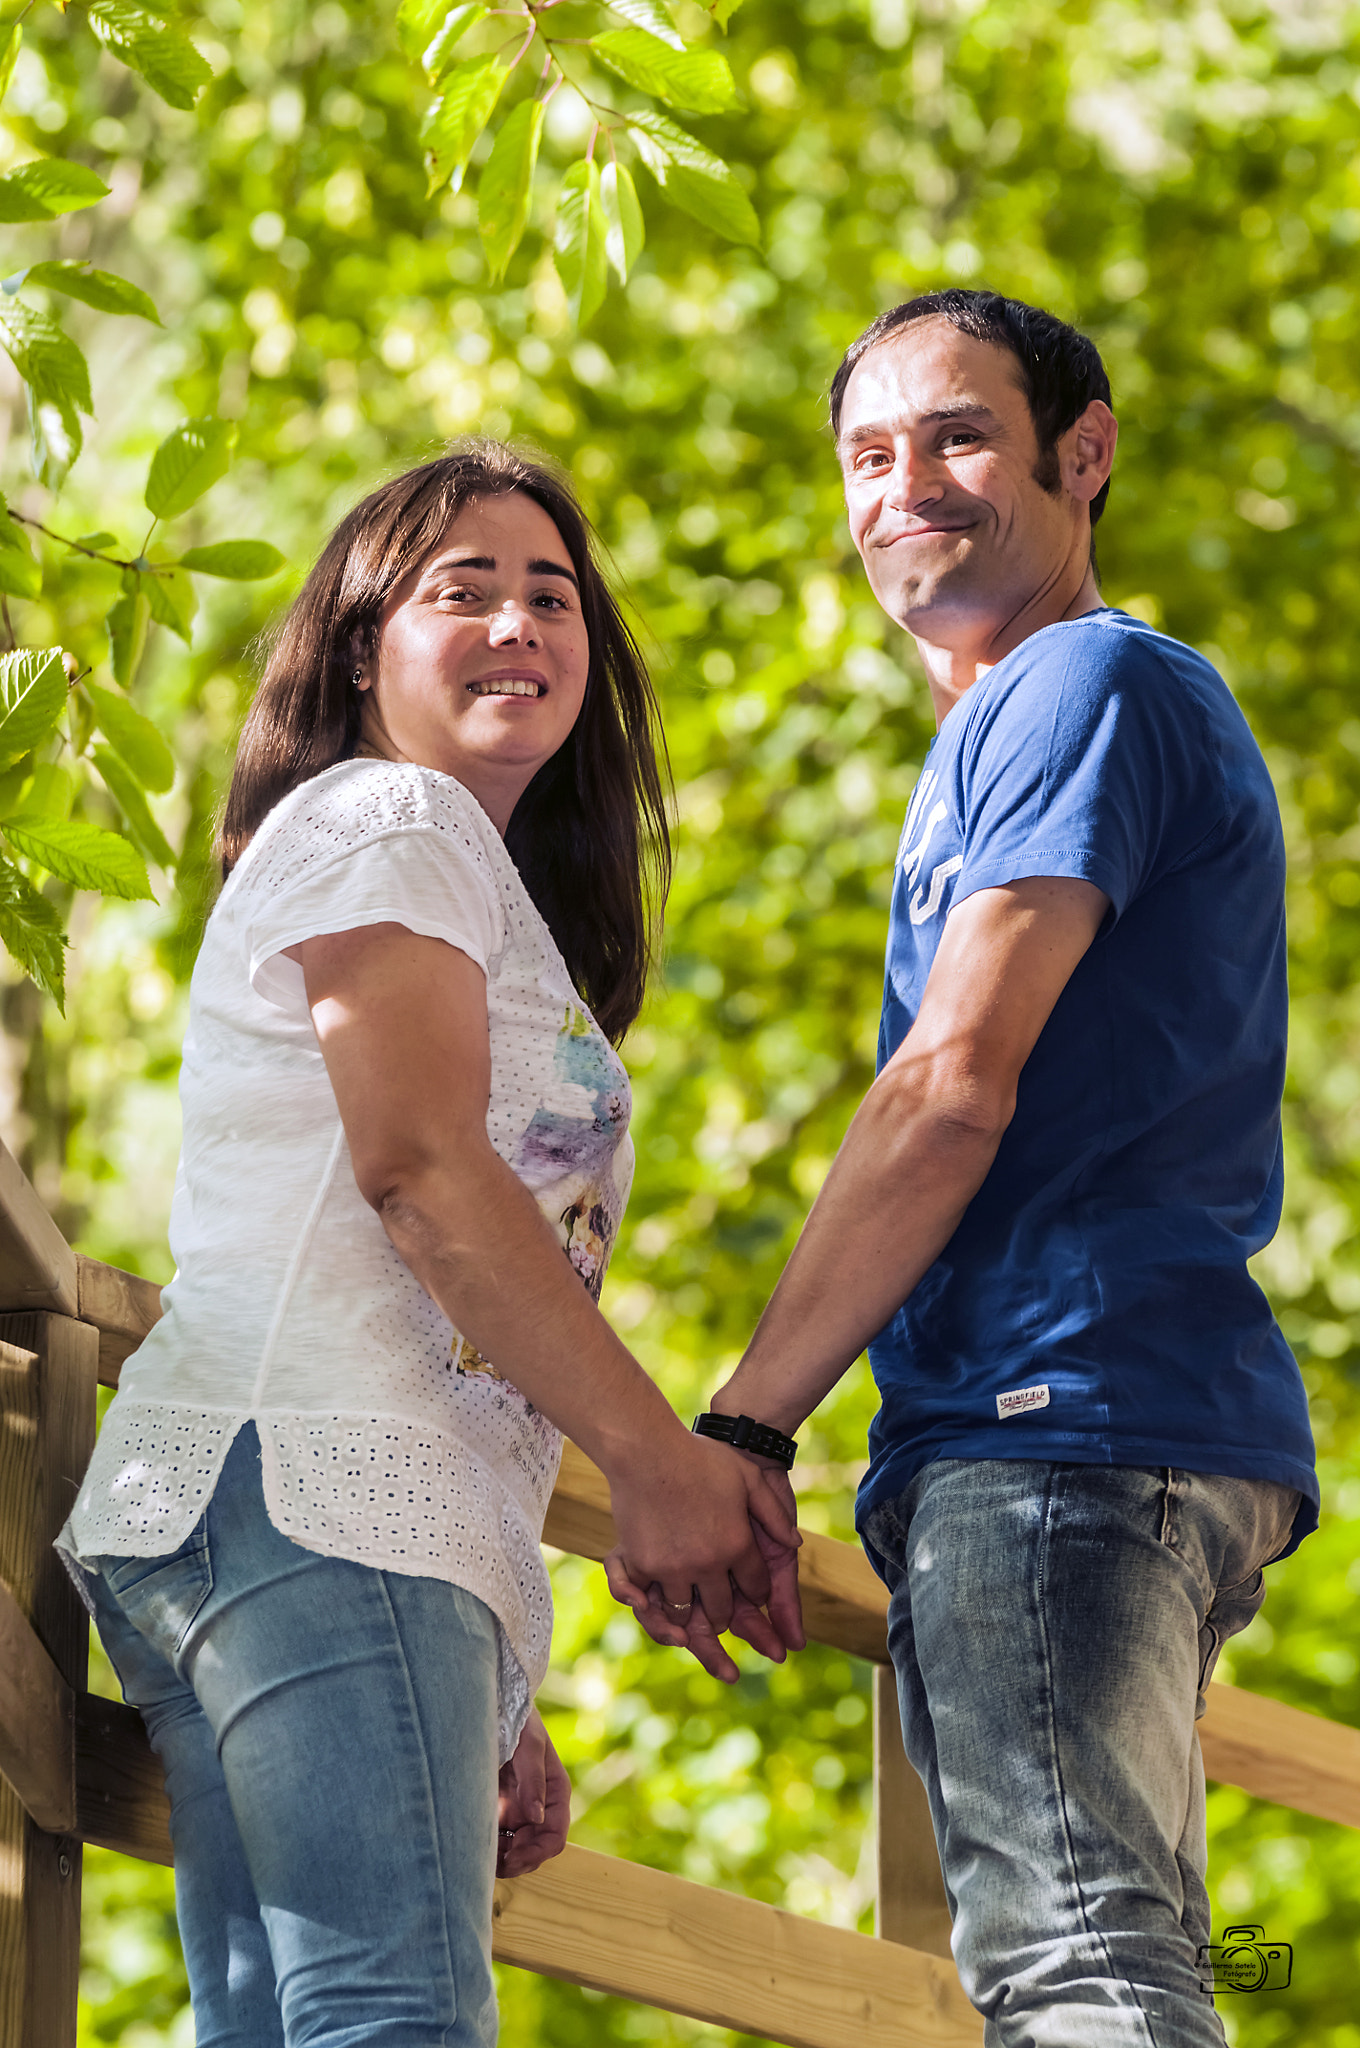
[422,551,580,590]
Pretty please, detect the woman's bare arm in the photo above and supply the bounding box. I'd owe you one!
[292,921,799,1652]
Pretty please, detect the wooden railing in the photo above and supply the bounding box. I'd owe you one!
[3,1134,1360,2047]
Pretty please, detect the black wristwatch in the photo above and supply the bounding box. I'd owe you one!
[692,1411,797,1470]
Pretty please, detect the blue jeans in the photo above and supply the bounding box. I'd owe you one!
[862,1460,1300,2048]
[86,1424,502,2048]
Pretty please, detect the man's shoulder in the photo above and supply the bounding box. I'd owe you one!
[969,610,1231,744]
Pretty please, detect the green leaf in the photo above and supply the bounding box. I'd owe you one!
[0,501,40,601]
[26,389,82,490]
[0,854,66,1009]
[591,30,737,114]
[420,56,506,198]
[91,744,175,871]
[479,99,545,284]
[601,161,645,282]
[554,159,608,329]
[0,649,67,770]
[85,2,213,112]
[0,24,23,103]
[144,417,236,520]
[8,763,74,821]
[105,582,151,690]
[143,565,197,643]
[74,532,118,552]
[423,5,489,86]
[85,682,175,793]
[605,2,684,53]
[3,817,153,901]
[0,159,111,225]
[396,0,453,60]
[0,300,94,413]
[708,0,744,24]
[22,261,161,324]
[627,110,760,246]
[175,539,285,579]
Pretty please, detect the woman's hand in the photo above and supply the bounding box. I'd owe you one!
[497,1707,571,1879]
[603,1452,805,1681]
[602,1430,800,1648]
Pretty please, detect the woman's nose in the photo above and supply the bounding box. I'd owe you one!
[487,599,539,645]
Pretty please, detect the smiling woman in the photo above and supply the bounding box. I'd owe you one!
[55,441,805,2047]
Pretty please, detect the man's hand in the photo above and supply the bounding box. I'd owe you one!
[603,1454,804,1682]
[497,1707,571,1878]
[602,1430,800,1645]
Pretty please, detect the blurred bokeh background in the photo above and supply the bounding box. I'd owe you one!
[2,1,1358,2041]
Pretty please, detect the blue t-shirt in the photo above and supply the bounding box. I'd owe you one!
[855,610,1317,1565]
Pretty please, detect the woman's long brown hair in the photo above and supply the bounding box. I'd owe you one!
[220,442,671,1043]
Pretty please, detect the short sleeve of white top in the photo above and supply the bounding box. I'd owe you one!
[58,759,635,1759]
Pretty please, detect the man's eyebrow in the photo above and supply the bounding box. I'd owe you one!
[838,401,1001,449]
[421,551,580,590]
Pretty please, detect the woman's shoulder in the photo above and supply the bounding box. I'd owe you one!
[227,759,504,901]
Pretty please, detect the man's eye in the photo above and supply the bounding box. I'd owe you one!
[943,432,980,449]
[855,450,892,472]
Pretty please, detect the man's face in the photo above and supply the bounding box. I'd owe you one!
[838,318,1079,650]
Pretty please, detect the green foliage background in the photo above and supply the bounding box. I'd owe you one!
[4,1,1359,2042]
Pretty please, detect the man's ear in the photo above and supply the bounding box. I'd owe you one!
[1064,400,1118,506]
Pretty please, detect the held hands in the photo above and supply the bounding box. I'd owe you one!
[602,1434,805,1684]
[497,1706,571,1878]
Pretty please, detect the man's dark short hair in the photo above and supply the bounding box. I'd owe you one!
[829,289,1114,531]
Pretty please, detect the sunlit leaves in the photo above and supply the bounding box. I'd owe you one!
[91,744,175,871]
[0,858,66,1009]
[601,161,645,283]
[420,4,489,86]
[606,1,685,53]
[0,650,67,769]
[105,581,150,691]
[143,565,197,643]
[0,501,41,601]
[420,54,506,197]
[555,159,609,329]
[143,417,236,520]
[176,540,285,579]
[479,97,545,283]
[83,1,212,112]
[0,301,92,484]
[2,817,153,901]
[0,159,111,223]
[628,110,760,246]
[21,261,161,324]
[85,684,175,793]
[591,30,737,115]
[0,23,20,103]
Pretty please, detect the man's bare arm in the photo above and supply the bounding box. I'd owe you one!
[712,875,1110,1431]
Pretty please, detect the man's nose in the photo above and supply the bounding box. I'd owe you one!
[885,444,942,510]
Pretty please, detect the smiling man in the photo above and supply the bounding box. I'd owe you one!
[701,292,1319,2044]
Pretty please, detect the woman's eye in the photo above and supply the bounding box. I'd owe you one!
[530,591,569,611]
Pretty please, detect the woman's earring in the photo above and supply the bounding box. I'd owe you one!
[352,666,364,686]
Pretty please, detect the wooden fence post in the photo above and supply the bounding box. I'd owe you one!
[0,1312,99,2048]
[873,1663,954,1960]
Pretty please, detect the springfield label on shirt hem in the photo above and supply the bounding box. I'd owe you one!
[997,1383,1050,1419]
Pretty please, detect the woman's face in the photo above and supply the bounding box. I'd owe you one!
[358,490,590,830]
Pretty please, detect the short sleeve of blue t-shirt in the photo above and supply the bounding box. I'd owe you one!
[949,620,1221,923]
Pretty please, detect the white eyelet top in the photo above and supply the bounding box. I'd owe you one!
[58,759,634,1758]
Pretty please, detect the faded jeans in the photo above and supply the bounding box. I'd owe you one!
[862,1460,1300,2048]
[85,1423,502,2048]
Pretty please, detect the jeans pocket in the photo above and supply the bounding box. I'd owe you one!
[101,1522,213,1662]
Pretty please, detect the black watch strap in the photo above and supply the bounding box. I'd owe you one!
[692,1411,797,1469]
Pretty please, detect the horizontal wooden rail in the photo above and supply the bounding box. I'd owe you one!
[493,1844,983,2047]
